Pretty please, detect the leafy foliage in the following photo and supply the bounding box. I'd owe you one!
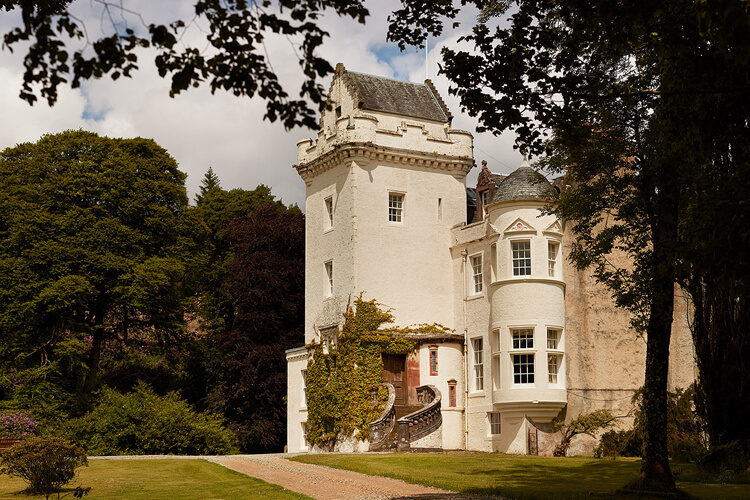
[0,436,87,497]
[552,409,617,457]
[205,202,305,453]
[595,386,705,462]
[65,383,237,456]
[0,0,369,129]
[0,130,205,417]
[306,296,451,449]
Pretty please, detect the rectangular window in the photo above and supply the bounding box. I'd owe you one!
[548,354,561,384]
[513,354,535,384]
[448,383,457,407]
[301,369,308,406]
[324,261,333,297]
[548,241,559,277]
[490,244,497,282]
[512,328,534,349]
[471,254,483,294]
[547,329,560,350]
[437,198,442,222]
[481,190,490,211]
[512,241,532,276]
[301,422,308,449]
[324,196,334,230]
[489,412,502,435]
[429,347,438,376]
[388,193,404,223]
[472,338,484,391]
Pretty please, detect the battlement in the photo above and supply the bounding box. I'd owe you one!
[295,65,473,175]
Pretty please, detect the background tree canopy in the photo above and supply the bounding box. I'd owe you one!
[0,131,304,453]
[0,130,201,417]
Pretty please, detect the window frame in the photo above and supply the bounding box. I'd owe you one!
[388,192,405,223]
[470,253,484,294]
[511,240,532,277]
[301,369,308,407]
[448,380,457,407]
[489,412,502,435]
[548,241,559,277]
[324,195,334,231]
[546,328,564,387]
[510,327,536,386]
[512,353,536,385]
[548,353,561,385]
[324,260,333,297]
[472,337,484,392]
[429,346,438,376]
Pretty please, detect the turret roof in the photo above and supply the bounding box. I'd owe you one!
[492,159,557,203]
[336,63,451,123]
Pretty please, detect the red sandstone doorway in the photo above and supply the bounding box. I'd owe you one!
[382,354,407,406]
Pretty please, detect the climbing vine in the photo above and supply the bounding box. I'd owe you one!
[305,296,452,450]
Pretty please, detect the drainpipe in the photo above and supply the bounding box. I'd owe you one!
[461,248,469,449]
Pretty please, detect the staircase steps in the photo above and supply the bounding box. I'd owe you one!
[382,405,421,450]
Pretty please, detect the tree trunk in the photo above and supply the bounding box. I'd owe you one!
[81,305,106,401]
[639,188,678,492]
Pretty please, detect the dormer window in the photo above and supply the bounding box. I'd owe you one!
[335,106,342,118]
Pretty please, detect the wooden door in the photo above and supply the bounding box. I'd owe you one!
[382,354,407,406]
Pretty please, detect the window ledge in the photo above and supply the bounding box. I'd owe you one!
[467,293,485,301]
[492,277,566,288]
[323,228,333,234]
[468,392,486,398]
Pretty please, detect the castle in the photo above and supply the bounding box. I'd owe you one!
[285,64,695,455]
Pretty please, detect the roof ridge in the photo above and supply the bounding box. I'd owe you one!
[424,79,452,122]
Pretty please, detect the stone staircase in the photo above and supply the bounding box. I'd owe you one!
[381,406,421,450]
[368,384,443,452]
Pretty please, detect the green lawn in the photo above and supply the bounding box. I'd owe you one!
[291,452,750,499]
[0,459,310,500]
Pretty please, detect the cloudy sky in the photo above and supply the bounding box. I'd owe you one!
[0,1,521,209]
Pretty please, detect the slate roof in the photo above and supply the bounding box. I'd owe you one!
[338,64,451,123]
[492,163,557,203]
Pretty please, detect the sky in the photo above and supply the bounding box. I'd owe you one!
[0,1,521,209]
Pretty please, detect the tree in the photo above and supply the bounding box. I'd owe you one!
[205,202,305,452]
[0,130,206,414]
[0,0,368,129]
[388,0,750,493]
[194,167,221,206]
[552,409,617,457]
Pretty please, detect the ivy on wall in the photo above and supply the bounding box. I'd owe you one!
[305,296,451,450]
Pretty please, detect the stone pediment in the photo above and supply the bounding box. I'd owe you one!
[543,219,563,235]
[504,218,536,233]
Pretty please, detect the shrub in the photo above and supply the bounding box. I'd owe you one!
[0,436,87,497]
[0,411,37,440]
[66,382,238,455]
[594,429,642,458]
[699,441,749,475]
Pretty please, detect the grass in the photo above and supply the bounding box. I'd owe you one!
[0,458,310,500]
[291,452,750,499]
